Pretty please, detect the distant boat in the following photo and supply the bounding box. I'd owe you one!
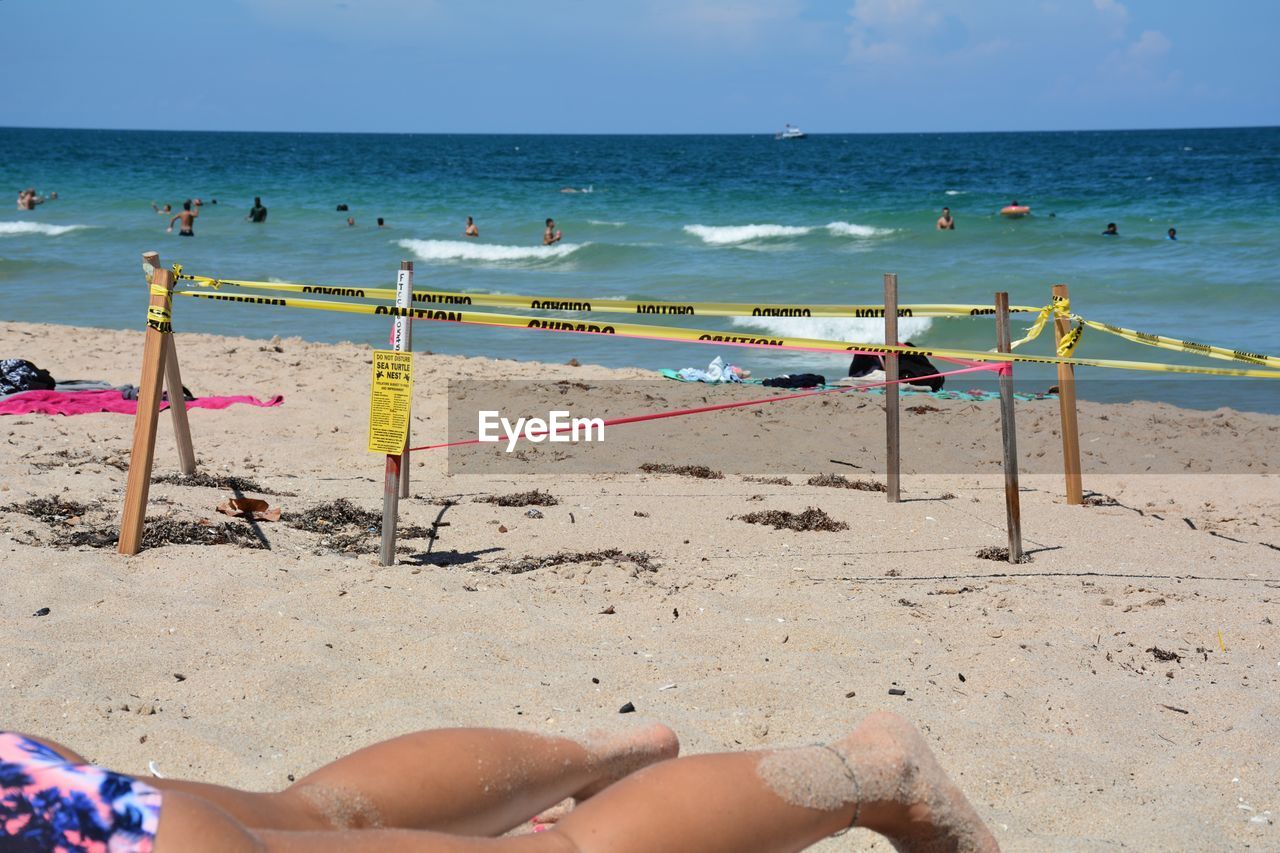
[775,124,807,140]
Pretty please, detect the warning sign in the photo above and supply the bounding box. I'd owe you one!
[368,350,414,454]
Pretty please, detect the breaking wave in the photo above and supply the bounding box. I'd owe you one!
[685,222,894,245]
[684,224,812,244]
[0,222,93,237]
[823,221,895,238]
[729,315,934,346]
[398,239,585,263]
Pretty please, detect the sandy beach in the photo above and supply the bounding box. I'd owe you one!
[2,319,1277,850]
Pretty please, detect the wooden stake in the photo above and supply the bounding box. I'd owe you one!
[379,260,414,566]
[162,337,196,475]
[140,254,196,476]
[1051,283,1083,505]
[399,263,414,500]
[883,273,901,502]
[994,292,1023,563]
[118,252,175,554]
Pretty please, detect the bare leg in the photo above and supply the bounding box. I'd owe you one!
[155,712,996,853]
[550,710,998,853]
[152,722,678,836]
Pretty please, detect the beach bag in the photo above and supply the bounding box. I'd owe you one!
[846,344,944,392]
[0,359,56,396]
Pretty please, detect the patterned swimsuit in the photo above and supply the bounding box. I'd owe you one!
[0,732,162,851]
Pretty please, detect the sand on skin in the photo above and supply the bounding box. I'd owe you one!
[1,320,1277,851]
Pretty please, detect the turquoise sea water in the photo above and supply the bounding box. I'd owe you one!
[2,127,1277,411]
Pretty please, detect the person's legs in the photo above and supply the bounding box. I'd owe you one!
[549,711,997,853]
[154,722,678,837]
[154,712,995,853]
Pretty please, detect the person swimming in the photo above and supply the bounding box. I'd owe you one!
[246,196,268,223]
[465,216,479,238]
[936,207,954,230]
[1102,222,1118,236]
[1167,227,1177,240]
[168,200,198,236]
[544,217,562,245]
[152,201,172,214]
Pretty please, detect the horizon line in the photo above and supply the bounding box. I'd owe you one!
[2,123,1277,137]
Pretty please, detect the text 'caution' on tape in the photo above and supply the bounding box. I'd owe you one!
[368,350,413,455]
[176,289,1280,379]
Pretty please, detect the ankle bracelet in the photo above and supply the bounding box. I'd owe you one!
[819,744,860,834]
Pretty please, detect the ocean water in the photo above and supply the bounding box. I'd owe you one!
[2,126,1277,412]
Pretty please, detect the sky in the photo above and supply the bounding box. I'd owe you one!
[2,0,1277,134]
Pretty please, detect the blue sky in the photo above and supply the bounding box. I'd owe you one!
[2,0,1276,133]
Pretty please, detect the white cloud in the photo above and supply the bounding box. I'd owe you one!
[846,0,943,63]
[1126,29,1171,62]
[1092,0,1129,39]
[656,0,807,46]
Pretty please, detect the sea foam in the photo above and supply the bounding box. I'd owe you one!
[398,239,585,262]
[0,222,92,237]
[729,315,934,347]
[685,222,893,245]
[824,221,895,238]
[684,224,813,244]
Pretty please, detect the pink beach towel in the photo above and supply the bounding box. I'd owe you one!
[0,389,284,416]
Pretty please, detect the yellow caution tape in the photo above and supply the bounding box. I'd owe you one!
[1078,318,1280,369]
[146,304,172,334]
[1005,293,1279,368]
[173,289,1280,379]
[172,271,1042,319]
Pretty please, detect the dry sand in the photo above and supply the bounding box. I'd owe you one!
[1,320,1277,850]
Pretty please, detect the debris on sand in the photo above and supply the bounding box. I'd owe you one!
[806,473,886,492]
[1147,646,1182,663]
[154,471,293,496]
[744,476,792,486]
[286,499,380,532]
[639,463,724,480]
[3,495,95,525]
[975,545,1032,563]
[738,508,848,532]
[285,499,382,553]
[216,498,280,522]
[62,518,267,551]
[487,549,658,576]
[476,490,559,507]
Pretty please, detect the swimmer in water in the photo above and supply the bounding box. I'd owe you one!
[347,216,356,227]
[936,207,955,230]
[1102,222,1118,236]
[246,196,268,223]
[1,711,998,852]
[168,200,198,236]
[544,217,562,245]
[465,216,479,238]
[1167,227,1177,240]
[152,202,172,214]
[377,217,385,227]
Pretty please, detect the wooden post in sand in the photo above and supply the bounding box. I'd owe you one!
[994,292,1023,563]
[143,253,196,476]
[883,273,901,502]
[379,260,414,566]
[119,252,179,554]
[1051,283,1083,505]
[397,263,414,500]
